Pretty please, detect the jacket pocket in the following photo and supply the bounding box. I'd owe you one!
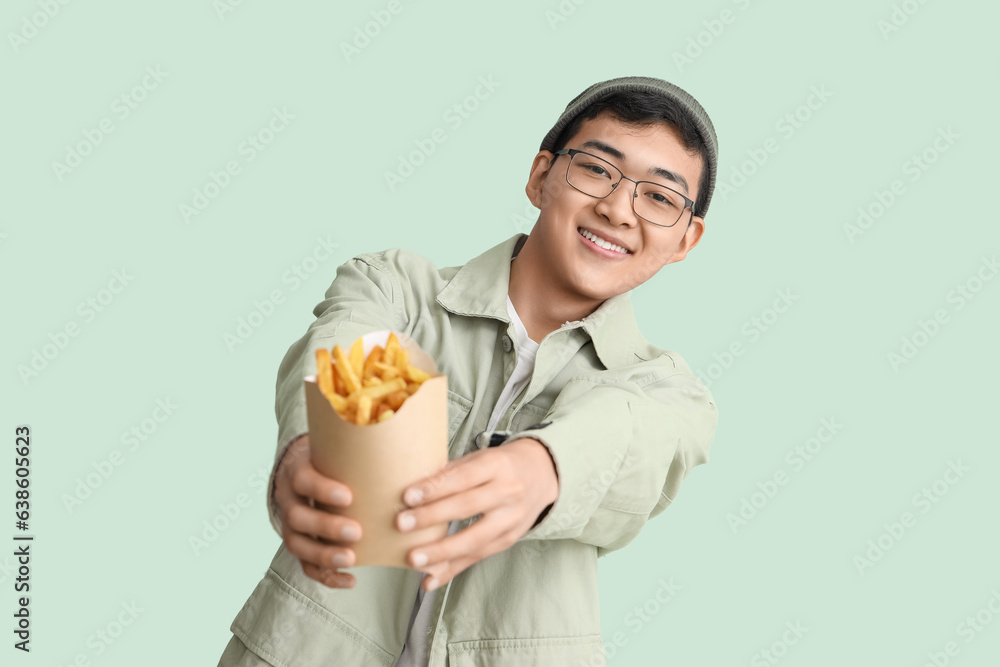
[446,634,606,667]
[508,401,548,434]
[446,389,474,456]
[229,568,397,667]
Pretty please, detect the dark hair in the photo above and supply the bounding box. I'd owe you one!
[550,90,710,218]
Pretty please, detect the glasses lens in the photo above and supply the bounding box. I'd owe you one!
[566,152,617,198]
[635,182,689,227]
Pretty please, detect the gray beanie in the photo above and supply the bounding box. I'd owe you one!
[538,75,718,218]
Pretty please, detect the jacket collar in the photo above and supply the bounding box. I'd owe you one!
[436,234,644,369]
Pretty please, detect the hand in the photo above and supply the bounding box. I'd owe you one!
[274,434,362,589]
[394,437,558,591]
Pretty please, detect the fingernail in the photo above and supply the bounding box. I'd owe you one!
[331,489,350,505]
[332,551,352,568]
[425,576,439,591]
[341,524,361,541]
[398,513,415,532]
[411,552,427,568]
[404,488,423,507]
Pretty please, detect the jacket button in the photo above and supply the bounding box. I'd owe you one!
[501,335,512,352]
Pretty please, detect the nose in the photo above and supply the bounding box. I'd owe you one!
[594,178,640,228]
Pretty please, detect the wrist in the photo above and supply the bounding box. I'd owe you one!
[510,437,559,505]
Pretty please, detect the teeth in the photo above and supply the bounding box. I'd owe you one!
[579,228,629,254]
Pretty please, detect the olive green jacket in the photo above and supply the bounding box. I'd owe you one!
[220,233,717,666]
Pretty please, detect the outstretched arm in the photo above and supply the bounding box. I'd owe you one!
[394,356,717,587]
[266,255,403,537]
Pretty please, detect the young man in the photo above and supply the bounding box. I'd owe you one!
[219,75,719,667]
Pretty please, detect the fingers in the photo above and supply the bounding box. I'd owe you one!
[284,529,356,570]
[415,528,517,591]
[418,560,453,592]
[286,501,363,544]
[405,511,518,570]
[281,501,361,590]
[421,556,474,591]
[291,462,353,508]
[396,483,499,534]
[301,561,356,589]
[274,435,352,509]
[272,438,356,541]
[272,436,364,589]
[402,449,495,509]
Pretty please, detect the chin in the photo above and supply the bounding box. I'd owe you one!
[571,282,619,303]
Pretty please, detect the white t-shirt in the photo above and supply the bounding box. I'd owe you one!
[393,290,539,667]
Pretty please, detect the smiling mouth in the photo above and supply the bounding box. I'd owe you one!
[577,227,631,255]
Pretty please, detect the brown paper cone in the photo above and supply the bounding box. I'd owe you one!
[305,330,449,568]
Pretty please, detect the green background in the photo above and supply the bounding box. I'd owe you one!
[3,0,998,664]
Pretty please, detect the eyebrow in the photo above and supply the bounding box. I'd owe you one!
[578,139,690,195]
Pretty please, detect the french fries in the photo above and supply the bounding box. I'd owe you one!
[314,333,429,425]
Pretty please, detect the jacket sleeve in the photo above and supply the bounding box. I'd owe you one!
[265,254,404,538]
[509,355,717,557]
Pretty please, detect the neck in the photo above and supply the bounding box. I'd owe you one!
[508,234,603,342]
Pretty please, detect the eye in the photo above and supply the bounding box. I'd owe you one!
[583,163,609,177]
[648,192,679,208]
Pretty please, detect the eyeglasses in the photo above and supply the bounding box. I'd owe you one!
[553,149,695,228]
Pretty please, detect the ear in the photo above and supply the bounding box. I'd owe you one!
[525,151,556,209]
[664,214,706,265]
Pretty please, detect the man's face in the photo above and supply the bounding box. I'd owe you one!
[524,111,706,304]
